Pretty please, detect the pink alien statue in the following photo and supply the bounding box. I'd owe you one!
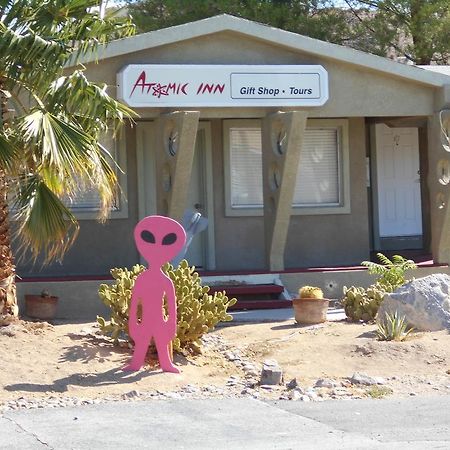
[123,215,186,373]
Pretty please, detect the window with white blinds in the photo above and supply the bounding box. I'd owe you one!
[293,128,340,206]
[64,185,118,211]
[62,132,128,219]
[229,128,263,207]
[227,125,341,209]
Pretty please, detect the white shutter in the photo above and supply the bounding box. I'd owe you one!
[293,128,339,206]
[229,128,263,207]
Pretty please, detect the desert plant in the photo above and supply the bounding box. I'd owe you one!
[377,311,414,341]
[341,284,386,322]
[342,253,417,322]
[298,286,323,299]
[97,260,237,352]
[366,385,393,399]
[362,253,417,292]
[97,264,145,341]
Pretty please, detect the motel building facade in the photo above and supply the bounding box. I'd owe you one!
[16,15,450,317]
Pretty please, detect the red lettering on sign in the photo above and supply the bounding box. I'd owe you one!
[130,71,156,97]
[196,83,225,95]
[130,71,189,98]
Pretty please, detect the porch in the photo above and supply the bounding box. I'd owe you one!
[16,254,448,320]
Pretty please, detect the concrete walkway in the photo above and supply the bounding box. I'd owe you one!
[230,307,346,323]
[1,396,449,449]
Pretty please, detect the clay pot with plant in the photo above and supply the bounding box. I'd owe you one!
[25,289,59,320]
[292,286,329,324]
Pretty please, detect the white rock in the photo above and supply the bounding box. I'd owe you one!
[289,389,303,401]
[260,360,283,385]
[315,378,338,388]
[350,372,385,386]
[378,274,450,331]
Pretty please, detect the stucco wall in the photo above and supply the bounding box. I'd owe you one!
[81,31,436,119]
[212,117,369,270]
[14,29,438,276]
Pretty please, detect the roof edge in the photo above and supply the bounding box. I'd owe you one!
[74,14,450,88]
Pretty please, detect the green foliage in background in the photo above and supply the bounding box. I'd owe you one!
[126,0,353,46]
[361,253,417,292]
[97,260,236,351]
[342,253,417,322]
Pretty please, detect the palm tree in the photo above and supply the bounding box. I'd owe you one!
[0,0,135,323]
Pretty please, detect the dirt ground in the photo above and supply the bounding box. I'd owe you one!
[1,317,450,406]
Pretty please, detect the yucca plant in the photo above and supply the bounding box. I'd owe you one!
[377,311,414,341]
[362,253,417,292]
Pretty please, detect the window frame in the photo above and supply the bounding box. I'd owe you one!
[223,118,351,217]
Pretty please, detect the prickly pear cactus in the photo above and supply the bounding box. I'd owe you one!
[163,260,237,351]
[97,260,237,351]
[341,283,386,322]
[97,264,145,342]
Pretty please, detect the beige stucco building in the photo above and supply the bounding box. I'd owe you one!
[17,14,450,279]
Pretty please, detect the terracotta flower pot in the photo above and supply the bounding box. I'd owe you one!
[292,298,329,324]
[25,295,58,320]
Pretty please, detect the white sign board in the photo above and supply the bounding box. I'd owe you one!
[117,65,328,107]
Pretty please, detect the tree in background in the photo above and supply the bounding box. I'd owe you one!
[344,0,450,64]
[0,0,135,322]
[126,0,450,64]
[126,0,354,46]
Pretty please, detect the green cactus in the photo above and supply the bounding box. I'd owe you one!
[97,260,237,352]
[341,283,386,322]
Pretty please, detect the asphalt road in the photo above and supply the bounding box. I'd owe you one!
[1,396,450,449]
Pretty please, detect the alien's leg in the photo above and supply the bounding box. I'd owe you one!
[123,334,151,371]
[155,337,179,374]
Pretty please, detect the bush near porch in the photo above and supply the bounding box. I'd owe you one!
[97,260,236,352]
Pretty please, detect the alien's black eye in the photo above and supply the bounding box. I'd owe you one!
[162,233,177,245]
[141,230,155,243]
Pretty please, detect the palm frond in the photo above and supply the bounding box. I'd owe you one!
[0,132,18,173]
[13,175,79,263]
[45,71,136,134]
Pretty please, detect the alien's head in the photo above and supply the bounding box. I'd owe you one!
[134,215,186,266]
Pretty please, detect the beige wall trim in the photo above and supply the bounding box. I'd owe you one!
[262,110,308,271]
[155,111,200,221]
[430,105,450,263]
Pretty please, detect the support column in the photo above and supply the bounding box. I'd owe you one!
[428,85,450,263]
[262,111,308,271]
[154,111,200,221]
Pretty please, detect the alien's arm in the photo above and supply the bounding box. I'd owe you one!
[128,284,140,338]
[165,282,177,333]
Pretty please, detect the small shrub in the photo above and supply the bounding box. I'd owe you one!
[342,253,417,322]
[361,253,417,292]
[366,385,393,399]
[97,260,237,352]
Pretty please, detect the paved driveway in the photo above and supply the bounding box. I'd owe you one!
[1,396,449,449]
